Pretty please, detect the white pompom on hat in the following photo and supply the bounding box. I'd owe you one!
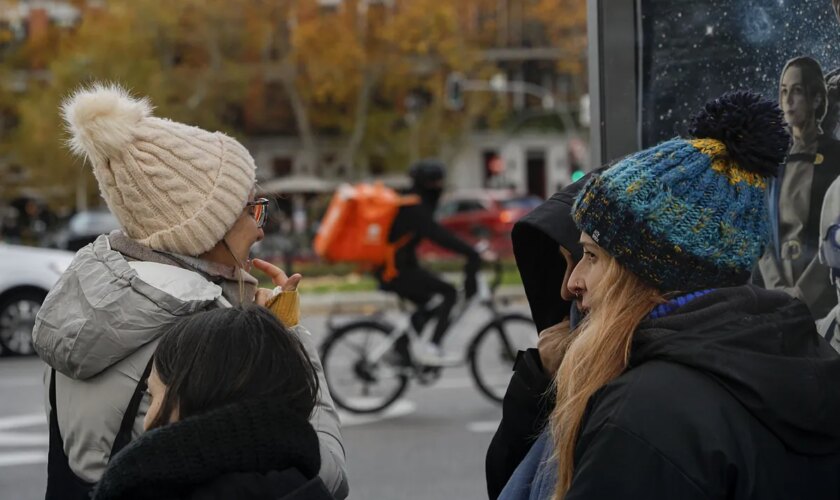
[61,83,256,256]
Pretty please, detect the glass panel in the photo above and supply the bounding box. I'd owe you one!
[640,0,840,145]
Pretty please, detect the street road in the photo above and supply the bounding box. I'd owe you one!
[0,305,536,500]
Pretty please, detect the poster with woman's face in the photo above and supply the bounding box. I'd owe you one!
[640,0,840,146]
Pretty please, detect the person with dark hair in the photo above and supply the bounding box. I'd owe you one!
[376,159,489,362]
[91,307,333,500]
[500,92,840,500]
[757,56,840,319]
[32,84,347,500]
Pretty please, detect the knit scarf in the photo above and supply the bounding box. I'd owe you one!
[92,398,320,500]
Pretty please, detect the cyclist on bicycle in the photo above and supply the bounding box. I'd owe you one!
[376,159,490,362]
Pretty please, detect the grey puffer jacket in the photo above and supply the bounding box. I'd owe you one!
[32,233,348,499]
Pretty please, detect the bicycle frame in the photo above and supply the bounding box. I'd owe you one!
[319,260,533,412]
[363,270,497,367]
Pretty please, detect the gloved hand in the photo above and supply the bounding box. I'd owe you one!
[464,271,478,299]
[252,259,302,327]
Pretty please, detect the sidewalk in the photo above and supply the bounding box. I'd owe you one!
[300,284,528,316]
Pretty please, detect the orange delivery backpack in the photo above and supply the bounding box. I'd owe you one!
[314,183,419,281]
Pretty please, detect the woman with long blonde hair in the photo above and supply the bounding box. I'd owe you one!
[500,92,840,500]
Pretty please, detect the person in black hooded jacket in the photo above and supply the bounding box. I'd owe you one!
[485,172,594,500]
[92,307,333,500]
[498,91,840,500]
[486,163,615,499]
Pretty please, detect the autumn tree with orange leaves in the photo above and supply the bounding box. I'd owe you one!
[1,0,586,208]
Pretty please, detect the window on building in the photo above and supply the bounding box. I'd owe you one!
[272,157,293,178]
[369,155,387,176]
[317,0,341,13]
[526,149,546,199]
[482,150,501,186]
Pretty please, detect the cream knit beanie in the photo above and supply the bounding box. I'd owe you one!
[61,83,256,256]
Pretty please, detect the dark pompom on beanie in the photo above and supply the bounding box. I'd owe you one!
[573,91,790,292]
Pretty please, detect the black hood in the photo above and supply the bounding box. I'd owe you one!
[512,170,604,332]
[632,285,840,455]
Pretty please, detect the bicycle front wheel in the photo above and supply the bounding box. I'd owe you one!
[320,320,410,414]
[467,313,537,403]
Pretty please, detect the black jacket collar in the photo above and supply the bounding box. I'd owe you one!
[632,285,840,455]
[93,398,321,499]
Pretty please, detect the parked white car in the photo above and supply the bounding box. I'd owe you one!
[0,243,75,355]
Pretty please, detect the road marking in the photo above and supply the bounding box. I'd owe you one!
[0,400,411,467]
[0,431,48,447]
[338,399,416,427]
[0,451,47,467]
[0,414,45,431]
[466,420,500,433]
[0,413,49,467]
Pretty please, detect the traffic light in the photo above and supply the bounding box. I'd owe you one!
[571,170,586,183]
[445,73,464,111]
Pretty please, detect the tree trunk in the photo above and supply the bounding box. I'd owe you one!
[337,67,379,179]
[277,60,320,175]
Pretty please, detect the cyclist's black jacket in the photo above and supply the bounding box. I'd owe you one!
[563,285,840,499]
[385,202,480,275]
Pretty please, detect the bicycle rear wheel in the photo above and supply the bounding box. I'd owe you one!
[467,313,537,403]
[320,320,410,414]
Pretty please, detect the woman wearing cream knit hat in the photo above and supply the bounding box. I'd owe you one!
[31,84,348,500]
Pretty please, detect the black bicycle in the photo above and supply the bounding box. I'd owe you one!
[319,262,536,414]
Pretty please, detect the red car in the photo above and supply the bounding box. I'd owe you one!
[418,190,542,259]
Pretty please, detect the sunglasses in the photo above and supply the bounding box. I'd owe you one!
[247,198,270,228]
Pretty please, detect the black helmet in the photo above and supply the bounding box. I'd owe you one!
[409,159,446,187]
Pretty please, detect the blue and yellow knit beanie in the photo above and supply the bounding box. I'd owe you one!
[573,91,790,292]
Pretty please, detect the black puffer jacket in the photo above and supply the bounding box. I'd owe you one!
[92,398,333,500]
[486,173,598,499]
[565,285,840,499]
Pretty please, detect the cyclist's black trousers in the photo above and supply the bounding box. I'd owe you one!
[380,266,457,346]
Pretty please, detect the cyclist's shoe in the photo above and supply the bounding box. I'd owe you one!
[416,366,442,385]
[415,343,461,366]
[383,349,411,368]
[383,337,412,368]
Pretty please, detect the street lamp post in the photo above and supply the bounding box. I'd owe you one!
[445,72,578,133]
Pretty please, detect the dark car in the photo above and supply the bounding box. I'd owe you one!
[49,210,121,252]
[419,190,542,258]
